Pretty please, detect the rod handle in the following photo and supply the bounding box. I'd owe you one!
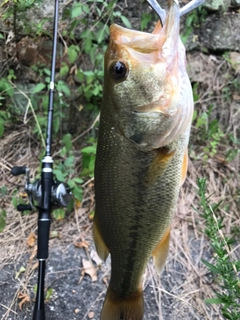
[11,166,26,176]
[37,219,51,260]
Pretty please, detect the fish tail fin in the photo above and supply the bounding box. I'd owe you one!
[101,285,144,320]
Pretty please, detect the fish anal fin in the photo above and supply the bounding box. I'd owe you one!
[93,219,109,262]
[152,226,170,274]
[145,148,175,185]
[101,285,144,320]
[181,149,188,186]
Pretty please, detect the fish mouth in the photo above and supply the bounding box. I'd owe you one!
[109,0,180,55]
[133,100,176,117]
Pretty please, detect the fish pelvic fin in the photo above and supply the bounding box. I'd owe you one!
[101,285,144,320]
[93,219,109,261]
[152,226,170,273]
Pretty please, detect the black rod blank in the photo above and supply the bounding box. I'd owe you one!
[46,0,59,157]
[33,0,59,319]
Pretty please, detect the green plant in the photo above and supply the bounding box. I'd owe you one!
[63,0,125,113]
[0,186,8,232]
[181,6,207,44]
[140,12,152,31]
[54,133,83,200]
[0,77,14,137]
[193,106,224,160]
[0,0,132,228]
[196,178,240,320]
[80,137,97,178]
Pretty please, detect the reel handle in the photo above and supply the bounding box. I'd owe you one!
[11,166,26,176]
[17,204,32,212]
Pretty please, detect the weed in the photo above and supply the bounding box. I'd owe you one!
[193,106,224,160]
[196,178,240,320]
[181,6,207,44]
[0,77,14,137]
[140,12,152,31]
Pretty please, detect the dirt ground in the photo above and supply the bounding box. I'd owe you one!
[1,157,238,320]
[0,209,219,320]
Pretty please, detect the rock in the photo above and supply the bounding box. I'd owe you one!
[203,0,229,11]
[231,0,240,6]
[229,52,240,73]
[16,37,66,68]
[199,12,240,52]
[186,53,217,84]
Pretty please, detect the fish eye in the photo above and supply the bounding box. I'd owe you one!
[110,61,128,81]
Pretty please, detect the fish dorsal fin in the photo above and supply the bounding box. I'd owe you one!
[152,226,170,273]
[93,219,109,262]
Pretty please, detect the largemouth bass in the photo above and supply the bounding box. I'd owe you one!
[93,1,193,319]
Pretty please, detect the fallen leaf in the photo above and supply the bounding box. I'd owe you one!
[30,262,39,273]
[88,311,95,319]
[82,258,97,282]
[18,292,30,310]
[88,210,95,220]
[29,245,37,260]
[15,266,26,279]
[75,199,81,209]
[27,232,36,247]
[45,287,53,302]
[19,192,28,198]
[103,276,109,287]
[230,52,240,73]
[50,230,59,238]
[90,249,102,266]
[74,240,89,249]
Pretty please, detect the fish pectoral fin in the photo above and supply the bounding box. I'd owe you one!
[101,285,144,320]
[93,219,109,262]
[181,149,188,186]
[145,147,175,185]
[152,226,170,274]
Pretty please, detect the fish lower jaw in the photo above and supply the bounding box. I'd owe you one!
[133,111,166,118]
[133,101,178,117]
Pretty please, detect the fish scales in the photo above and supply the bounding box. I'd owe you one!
[95,118,188,294]
[93,1,193,319]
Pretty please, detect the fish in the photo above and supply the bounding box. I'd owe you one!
[93,0,194,319]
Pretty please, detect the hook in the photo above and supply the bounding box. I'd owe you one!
[180,0,205,16]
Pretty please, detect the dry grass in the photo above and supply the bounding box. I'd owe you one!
[0,53,239,319]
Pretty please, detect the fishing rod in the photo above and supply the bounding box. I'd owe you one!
[11,0,71,319]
